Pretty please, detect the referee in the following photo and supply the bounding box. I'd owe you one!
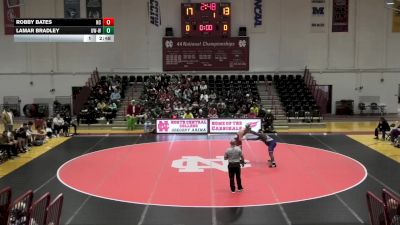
[224,139,245,193]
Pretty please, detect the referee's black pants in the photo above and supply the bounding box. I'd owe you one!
[228,162,242,192]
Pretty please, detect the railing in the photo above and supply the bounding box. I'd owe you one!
[366,189,400,225]
[303,68,329,114]
[72,68,99,115]
[0,187,63,225]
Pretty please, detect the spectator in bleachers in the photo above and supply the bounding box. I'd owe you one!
[183,110,194,119]
[0,130,18,158]
[2,106,14,132]
[15,123,29,151]
[200,92,209,102]
[53,114,65,137]
[208,107,218,118]
[97,100,107,112]
[107,100,118,124]
[192,81,200,92]
[209,91,217,102]
[200,81,208,92]
[110,89,121,104]
[374,117,390,140]
[34,117,45,131]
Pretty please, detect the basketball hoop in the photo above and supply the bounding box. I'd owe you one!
[7,0,25,8]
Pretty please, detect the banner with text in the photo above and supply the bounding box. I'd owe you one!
[332,0,348,32]
[311,0,326,33]
[392,1,400,32]
[148,0,161,27]
[209,119,262,133]
[86,0,102,19]
[248,0,265,33]
[156,119,208,134]
[3,0,20,35]
[64,0,80,19]
[163,37,249,71]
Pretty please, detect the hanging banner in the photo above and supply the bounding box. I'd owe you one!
[3,0,20,35]
[311,0,326,33]
[86,0,102,19]
[64,0,80,19]
[148,0,161,27]
[392,1,400,32]
[248,0,265,33]
[332,0,348,32]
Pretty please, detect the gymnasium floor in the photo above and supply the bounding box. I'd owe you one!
[1,130,399,225]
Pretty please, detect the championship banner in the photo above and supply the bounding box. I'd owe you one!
[148,0,161,27]
[86,0,102,19]
[209,119,262,133]
[392,1,400,32]
[64,0,80,19]
[3,0,20,35]
[311,0,326,33]
[157,119,208,134]
[332,0,348,32]
[163,37,249,71]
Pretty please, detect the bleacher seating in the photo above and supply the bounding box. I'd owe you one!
[274,75,321,122]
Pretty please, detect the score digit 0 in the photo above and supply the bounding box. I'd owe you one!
[103,18,114,26]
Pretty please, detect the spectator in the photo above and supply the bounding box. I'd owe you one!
[53,114,65,136]
[200,81,208,92]
[0,130,18,158]
[110,89,121,104]
[389,124,400,145]
[209,91,217,102]
[97,100,107,112]
[208,107,218,118]
[200,92,209,103]
[250,104,259,117]
[183,110,194,119]
[63,113,77,135]
[127,100,141,130]
[2,106,14,132]
[106,100,118,124]
[15,124,29,152]
[374,117,390,140]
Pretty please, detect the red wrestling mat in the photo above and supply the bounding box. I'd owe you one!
[57,140,367,207]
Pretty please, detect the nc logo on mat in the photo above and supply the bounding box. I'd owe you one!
[171,156,251,172]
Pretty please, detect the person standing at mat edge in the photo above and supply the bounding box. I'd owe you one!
[224,139,245,193]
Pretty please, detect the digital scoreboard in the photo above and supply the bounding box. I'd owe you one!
[182,2,231,37]
[13,18,115,43]
[164,2,249,71]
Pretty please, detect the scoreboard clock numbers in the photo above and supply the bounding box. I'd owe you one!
[182,2,230,37]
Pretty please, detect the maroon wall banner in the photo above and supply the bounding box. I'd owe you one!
[332,0,348,32]
[163,37,249,71]
[3,0,20,35]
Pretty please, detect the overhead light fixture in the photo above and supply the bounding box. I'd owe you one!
[386,0,394,5]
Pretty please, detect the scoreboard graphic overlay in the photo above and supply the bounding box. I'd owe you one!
[13,18,114,42]
[163,2,249,71]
